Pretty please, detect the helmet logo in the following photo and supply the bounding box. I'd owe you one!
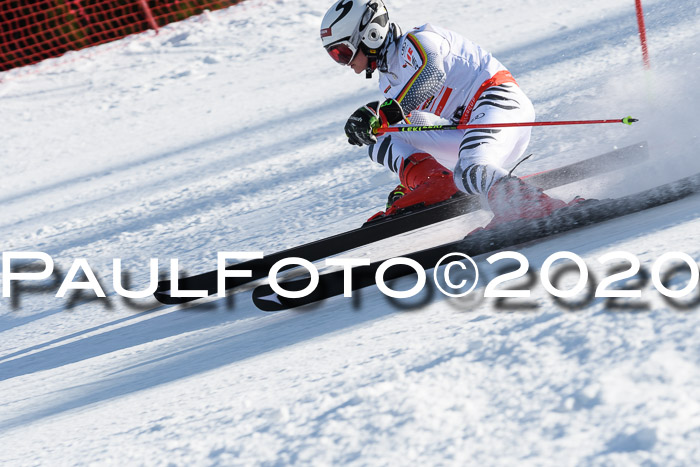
[321,27,332,38]
[359,2,377,31]
[329,0,353,28]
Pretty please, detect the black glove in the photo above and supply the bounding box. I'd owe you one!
[345,102,380,146]
[344,99,406,147]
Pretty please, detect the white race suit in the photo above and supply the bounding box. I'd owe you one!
[370,23,535,195]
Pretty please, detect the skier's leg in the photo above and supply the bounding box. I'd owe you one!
[367,111,461,173]
[366,126,461,221]
[452,84,577,227]
[453,83,535,196]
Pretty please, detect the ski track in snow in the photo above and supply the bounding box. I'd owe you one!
[1,0,700,464]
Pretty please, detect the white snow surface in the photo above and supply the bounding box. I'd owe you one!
[2,0,700,465]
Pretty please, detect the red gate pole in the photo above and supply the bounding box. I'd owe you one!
[138,0,159,33]
[635,0,651,69]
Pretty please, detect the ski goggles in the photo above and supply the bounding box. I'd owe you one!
[325,40,358,66]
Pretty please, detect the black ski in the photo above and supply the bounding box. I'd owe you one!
[253,171,700,311]
[155,142,648,304]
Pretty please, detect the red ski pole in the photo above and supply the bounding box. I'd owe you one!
[374,116,638,136]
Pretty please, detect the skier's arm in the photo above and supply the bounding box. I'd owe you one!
[392,33,446,116]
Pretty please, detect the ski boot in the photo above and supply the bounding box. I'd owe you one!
[367,153,460,222]
[479,175,584,231]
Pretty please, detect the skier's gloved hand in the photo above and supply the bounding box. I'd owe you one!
[345,102,380,146]
[344,99,406,147]
[377,99,406,126]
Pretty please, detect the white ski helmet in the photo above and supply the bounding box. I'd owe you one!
[320,0,390,66]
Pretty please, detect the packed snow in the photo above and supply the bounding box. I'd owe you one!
[1,0,700,464]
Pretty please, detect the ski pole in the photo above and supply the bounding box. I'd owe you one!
[374,116,638,136]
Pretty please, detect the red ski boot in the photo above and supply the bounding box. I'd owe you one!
[480,175,583,230]
[367,153,460,222]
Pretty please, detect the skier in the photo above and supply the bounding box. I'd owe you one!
[320,0,579,226]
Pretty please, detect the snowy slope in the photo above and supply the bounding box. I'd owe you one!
[1,0,700,464]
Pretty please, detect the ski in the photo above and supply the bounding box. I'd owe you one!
[253,171,700,311]
[154,142,648,305]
